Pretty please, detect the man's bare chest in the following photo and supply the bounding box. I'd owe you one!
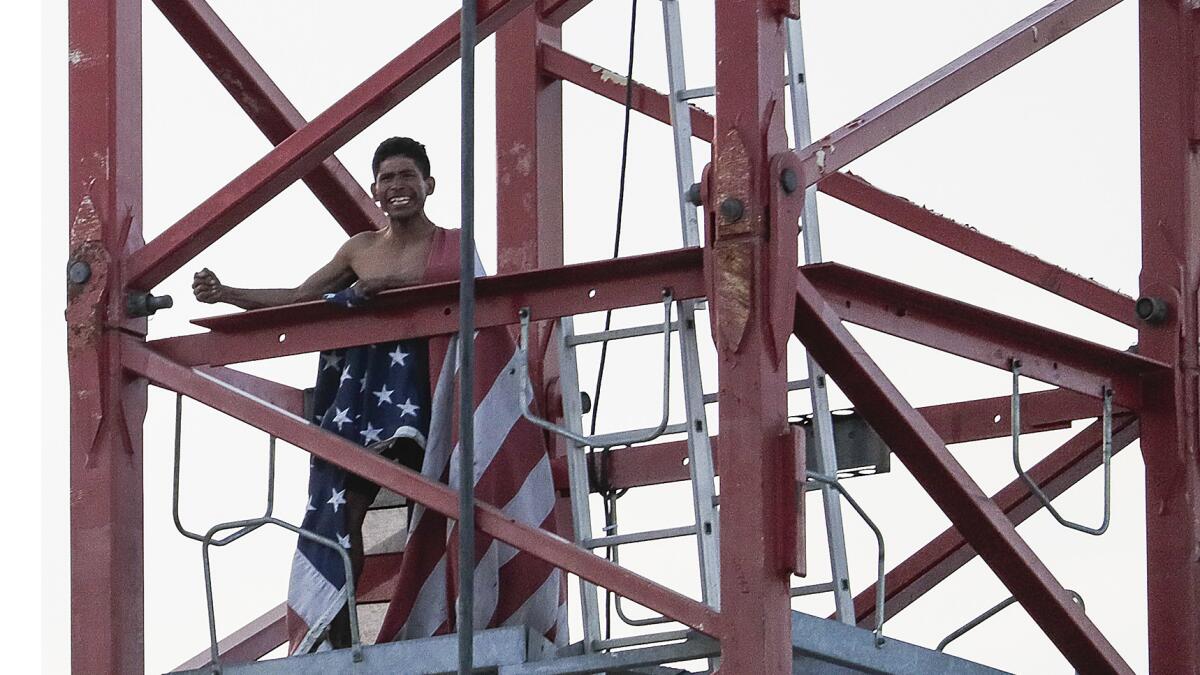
[350,238,431,286]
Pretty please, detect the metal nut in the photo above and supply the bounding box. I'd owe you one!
[720,198,745,223]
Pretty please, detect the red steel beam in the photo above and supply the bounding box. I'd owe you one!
[817,172,1137,327]
[1137,3,1200,672]
[150,0,383,236]
[149,248,704,367]
[852,415,1139,629]
[805,262,1163,410]
[173,603,286,671]
[125,341,723,638]
[793,0,1122,189]
[709,1,796,671]
[67,0,148,671]
[539,44,714,142]
[538,0,593,25]
[541,47,1137,342]
[197,366,305,415]
[791,273,1132,673]
[570,387,1105,493]
[125,0,535,290]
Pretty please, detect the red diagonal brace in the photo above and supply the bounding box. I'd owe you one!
[125,340,723,639]
[793,0,1121,188]
[791,271,1132,674]
[851,415,1139,628]
[126,0,534,290]
[150,0,384,236]
[818,172,1136,326]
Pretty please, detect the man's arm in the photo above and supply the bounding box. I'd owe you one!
[193,238,360,310]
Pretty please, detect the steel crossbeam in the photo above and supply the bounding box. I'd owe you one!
[792,272,1133,674]
[125,340,724,640]
[67,0,1200,671]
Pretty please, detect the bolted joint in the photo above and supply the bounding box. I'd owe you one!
[779,167,799,194]
[580,391,593,415]
[685,182,703,206]
[1135,296,1169,324]
[67,259,92,285]
[719,198,745,223]
[127,291,174,318]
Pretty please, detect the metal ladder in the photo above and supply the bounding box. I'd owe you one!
[528,1,857,657]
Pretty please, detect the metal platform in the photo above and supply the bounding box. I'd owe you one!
[174,611,1007,674]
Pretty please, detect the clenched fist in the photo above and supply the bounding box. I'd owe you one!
[193,268,225,304]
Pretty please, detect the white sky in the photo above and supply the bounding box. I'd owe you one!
[33,1,1149,673]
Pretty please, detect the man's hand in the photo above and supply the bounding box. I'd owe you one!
[349,275,396,300]
[192,268,225,304]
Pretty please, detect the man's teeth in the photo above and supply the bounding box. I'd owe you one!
[388,197,411,206]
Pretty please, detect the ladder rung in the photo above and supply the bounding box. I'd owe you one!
[566,321,680,347]
[583,524,697,549]
[702,377,812,404]
[791,582,836,597]
[588,421,690,447]
[593,629,693,651]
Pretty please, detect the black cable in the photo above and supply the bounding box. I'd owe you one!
[588,0,639,643]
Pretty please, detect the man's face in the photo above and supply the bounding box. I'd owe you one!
[372,155,435,222]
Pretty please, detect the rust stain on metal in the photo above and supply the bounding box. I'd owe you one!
[715,243,752,352]
[714,129,753,237]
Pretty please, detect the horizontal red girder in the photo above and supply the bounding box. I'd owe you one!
[852,415,1139,628]
[150,248,704,367]
[792,0,1122,188]
[792,274,1132,673]
[125,340,723,638]
[817,172,1137,327]
[805,263,1162,410]
[150,0,383,236]
[126,0,534,290]
[562,387,1105,493]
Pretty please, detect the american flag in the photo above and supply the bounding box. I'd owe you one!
[287,227,566,653]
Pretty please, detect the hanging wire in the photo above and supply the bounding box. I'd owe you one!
[587,0,640,642]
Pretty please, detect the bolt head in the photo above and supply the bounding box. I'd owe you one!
[685,183,703,206]
[67,260,91,284]
[780,168,798,194]
[720,198,745,222]
[1135,296,1168,324]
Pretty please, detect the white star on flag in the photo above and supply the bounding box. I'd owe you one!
[360,423,384,444]
[306,495,316,512]
[320,353,343,371]
[387,346,409,367]
[337,533,352,549]
[373,384,395,406]
[397,398,420,418]
[327,488,346,513]
[331,407,352,430]
[339,366,354,387]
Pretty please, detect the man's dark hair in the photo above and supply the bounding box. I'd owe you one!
[372,137,431,179]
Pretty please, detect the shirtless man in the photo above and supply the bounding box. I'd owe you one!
[193,136,441,648]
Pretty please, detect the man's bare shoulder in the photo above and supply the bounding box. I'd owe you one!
[339,229,384,258]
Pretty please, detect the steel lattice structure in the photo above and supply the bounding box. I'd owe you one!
[66,0,1199,673]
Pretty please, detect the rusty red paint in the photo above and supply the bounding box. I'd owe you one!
[1138,3,1200,671]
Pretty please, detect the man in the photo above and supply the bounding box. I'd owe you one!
[193,137,564,653]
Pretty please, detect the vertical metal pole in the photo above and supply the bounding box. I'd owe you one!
[711,1,793,670]
[458,0,477,671]
[67,0,147,672]
[784,16,855,624]
[1138,2,1200,672]
[659,0,722,610]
